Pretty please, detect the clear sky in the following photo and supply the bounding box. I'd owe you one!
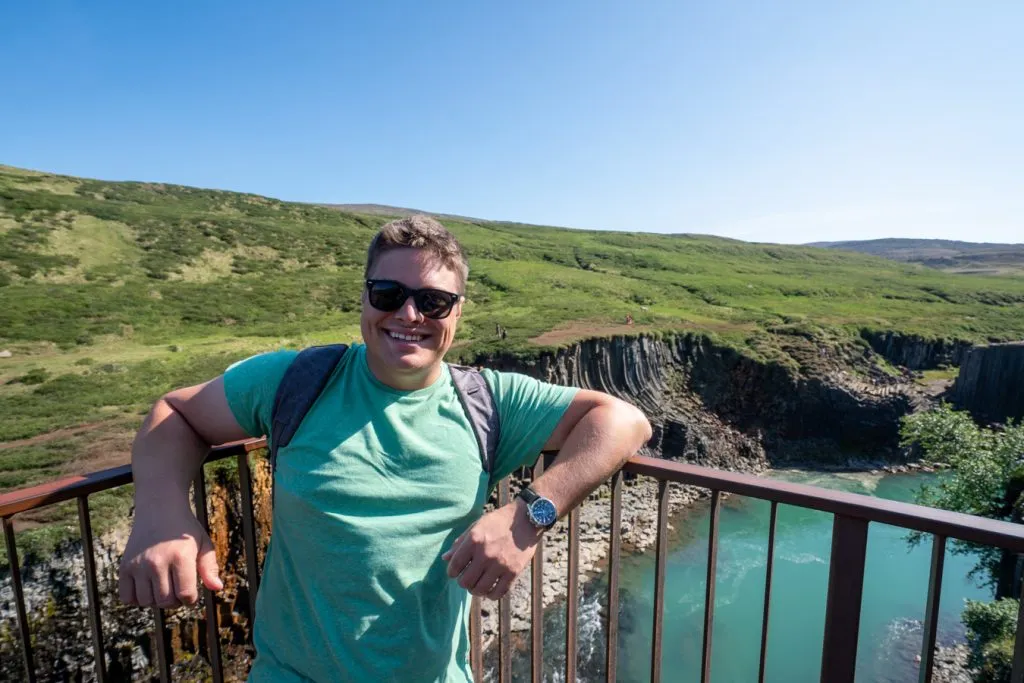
[2,1,1021,244]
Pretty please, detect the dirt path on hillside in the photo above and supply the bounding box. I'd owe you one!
[0,421,110,450]
[2,420,135,478]
[530,322,654,345]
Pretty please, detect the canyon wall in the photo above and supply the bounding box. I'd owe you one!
[861,330,972,370]
[952,342,1024,424]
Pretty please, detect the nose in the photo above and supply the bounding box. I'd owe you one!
[394,295,423,323]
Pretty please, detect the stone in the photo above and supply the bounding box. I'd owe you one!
[0,350,10,358]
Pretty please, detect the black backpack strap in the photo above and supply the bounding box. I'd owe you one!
[448,364,500,482]
[269,344,349,477]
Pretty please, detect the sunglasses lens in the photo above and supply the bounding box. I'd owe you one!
[416,290,456,319]
[368,281,407,311]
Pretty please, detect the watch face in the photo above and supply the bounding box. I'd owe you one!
[529,498,558,528]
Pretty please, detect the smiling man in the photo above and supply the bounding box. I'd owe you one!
[119,215,652,682]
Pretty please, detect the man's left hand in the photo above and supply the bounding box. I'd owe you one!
[442,500,542,600]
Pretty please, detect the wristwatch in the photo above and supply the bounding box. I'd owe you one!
[517,486,558,530]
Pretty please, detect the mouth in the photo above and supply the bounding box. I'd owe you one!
[385,329,429,344]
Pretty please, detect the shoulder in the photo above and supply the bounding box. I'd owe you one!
[225,349,300,379]
[477,367,525,395]
[477,367,579,407]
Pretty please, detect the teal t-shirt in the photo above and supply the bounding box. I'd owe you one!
[223,344,578,682]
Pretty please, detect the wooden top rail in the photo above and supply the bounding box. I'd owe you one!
[3,439,1024,553]
[0,439,265,518]
[625,455,1024,553]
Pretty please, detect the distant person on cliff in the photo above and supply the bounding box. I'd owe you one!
[118,215,651,683]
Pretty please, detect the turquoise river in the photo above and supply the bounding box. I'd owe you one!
[516,469,992,683]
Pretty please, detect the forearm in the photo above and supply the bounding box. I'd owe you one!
[131,397,211,508]
[530,402,650,518]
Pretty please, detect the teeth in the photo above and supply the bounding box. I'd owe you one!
[388,331,424,342]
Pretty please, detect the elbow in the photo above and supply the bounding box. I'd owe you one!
[605,399,651,457]
[631,405,653,452]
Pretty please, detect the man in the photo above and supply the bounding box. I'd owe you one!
[119,215,651,682]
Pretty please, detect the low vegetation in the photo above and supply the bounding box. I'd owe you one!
[901,406,1024,682]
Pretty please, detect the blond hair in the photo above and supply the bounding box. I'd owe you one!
[364,215,469,290]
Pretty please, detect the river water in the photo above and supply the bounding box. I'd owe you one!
[511,469,991,683]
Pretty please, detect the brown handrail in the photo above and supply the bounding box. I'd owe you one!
[625,455,1024,551]
[5,440,1024,683]
[0,439,266,519]
[7,442,1024,553]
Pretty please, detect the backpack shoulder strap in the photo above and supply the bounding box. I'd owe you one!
[269,344,349,475]
[448,364,500,479]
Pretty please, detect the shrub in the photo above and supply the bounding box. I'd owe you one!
[9,368,49,385]
[963,598,1018,682]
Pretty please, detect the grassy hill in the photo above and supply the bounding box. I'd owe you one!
[3,162,1024,558]
[809,238,1024,276]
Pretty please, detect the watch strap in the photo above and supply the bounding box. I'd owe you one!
[517,486,541,505]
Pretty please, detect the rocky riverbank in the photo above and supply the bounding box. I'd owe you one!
[929,644,976,683]
[484,468,743,640]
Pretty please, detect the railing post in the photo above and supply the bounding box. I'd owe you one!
[236,450,261,632]
[758,501,778,683]
[1011,560,1024,683]
[193,471,224,683]
[77,496,107,682]
[650,479,670,683]
[3,517,36,683]
[606,470,623,683]
[498,477,512,683]
[531,459,545,683]
[701,490,721,683]
[470,597,483,682]
[566,506,580,683]
[918,535,946,683]
[152,608,172,682]
[820,514,869,683]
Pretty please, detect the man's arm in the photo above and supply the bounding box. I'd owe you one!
[443,390,651,599]
[119,377,252,608]
[531,390,650,516]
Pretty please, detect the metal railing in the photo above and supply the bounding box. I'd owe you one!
[3,438,1024,683]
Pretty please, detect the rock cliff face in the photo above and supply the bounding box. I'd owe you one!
[861,330,972,370]
[480,333,918,466]
[2,332,933,681]
[952,342,1024,424]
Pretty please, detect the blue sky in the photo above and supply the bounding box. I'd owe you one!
[2,1,1021,244]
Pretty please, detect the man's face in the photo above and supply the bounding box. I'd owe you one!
[361,248,463,389]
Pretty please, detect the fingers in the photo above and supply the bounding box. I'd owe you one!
[441,532,463,563]
[196,534,224,591]
[119,527,222,610]
[486,573,515,601]
[457,557,486,592]
[118,564,137,605]
[445,536,473,579]
[172,552,199,606]
[153,564,180,609]
[470,566,505,597]
[135,574,155,607]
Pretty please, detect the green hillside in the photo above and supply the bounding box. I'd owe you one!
[810,238,1024,276]
[2,162,1024,552]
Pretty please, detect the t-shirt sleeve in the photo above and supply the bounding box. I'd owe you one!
[481,369,580,482]
[222,350,299,438]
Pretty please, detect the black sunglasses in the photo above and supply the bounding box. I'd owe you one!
[365,279,463,320]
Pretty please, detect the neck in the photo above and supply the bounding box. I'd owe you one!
[366,353,442,391]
